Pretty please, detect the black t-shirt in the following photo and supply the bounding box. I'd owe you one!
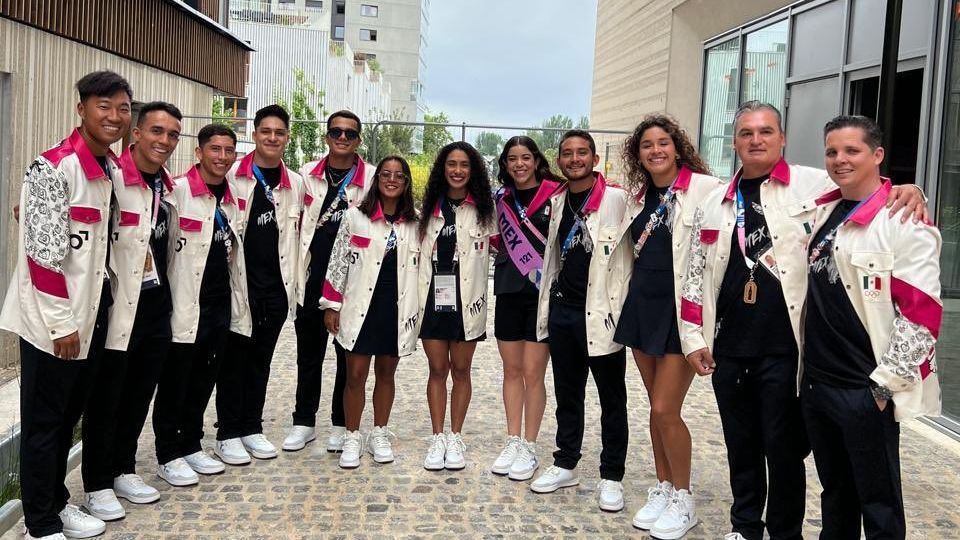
[631,184,673,271]
[137,170,172,317]
[303,166,352,309]
[714,176,797,358]
[803,200,876,387]
[377,213,399,290]
[552,188,592,308]
[493,185,549,296]
[434,197,461,272]
[243,166,285,299]
[97,156,112,277]
[199,182,232,301]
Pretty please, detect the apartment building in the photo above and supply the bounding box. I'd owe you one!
[590,0,959,435]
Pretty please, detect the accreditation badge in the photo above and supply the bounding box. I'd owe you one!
[141,247,161,290]
[433,272,458,312]
[757,245,781,282]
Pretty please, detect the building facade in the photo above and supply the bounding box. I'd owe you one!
[0,0,252,367]
[590,0,959,434]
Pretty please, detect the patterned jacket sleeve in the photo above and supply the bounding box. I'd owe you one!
[22,158,78,338]
[871,221,942,394]
[678,206,709,355]
[318,210,352,311]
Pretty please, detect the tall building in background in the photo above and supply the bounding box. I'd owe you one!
[331,0,429,125]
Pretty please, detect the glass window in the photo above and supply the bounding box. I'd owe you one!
[336,2,345,15]
[936,0,960,426]
[742,20,788,110]
[783,77,840,167]
[334,25,345,40]
[699,38,740,180]
[791,1,844,76]
[305,0,323,9]
[361,4,379,17]
[360,28,378,41]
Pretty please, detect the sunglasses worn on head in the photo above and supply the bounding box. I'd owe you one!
[327,127,360,140]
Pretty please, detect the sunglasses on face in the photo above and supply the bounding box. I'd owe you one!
[327,127,361,141]
[378,171,408,182]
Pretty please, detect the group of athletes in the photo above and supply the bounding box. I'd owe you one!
[0,70,942,540]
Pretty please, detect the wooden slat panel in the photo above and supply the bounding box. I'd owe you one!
[0,0,249,95]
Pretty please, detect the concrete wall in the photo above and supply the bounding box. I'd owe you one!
[0,17,217,367]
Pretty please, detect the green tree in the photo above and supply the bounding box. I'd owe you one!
[577,115,590,130]
[423,112,453,157]
[526,114,574,154]
[274,68,327,170]
[475,131,504,157]
[362,108,415,163]
[210,96,234,126]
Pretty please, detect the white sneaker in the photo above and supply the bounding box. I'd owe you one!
[58,504,106,538]
[240,433,277,459]
[282,425,316,451]
[490,435,521,475]
[113,473,160,504]
[214,438,251,465]
[597,479,624,512]
[25,533,67,540]
[632,480,673,530]
[327,425,346,453]
[339,430,363,469]
[724,532,747,539]
[530,465,579,493]
[184,450,226,475]
[650,488,698,539]
[444,432,466,470]
[366,426,395,463]
[157,458,199,487]
[82,489,125,521]
[508,439,539,481]
[423,433,446,470]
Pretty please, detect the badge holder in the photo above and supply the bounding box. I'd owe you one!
[433,247,458,313]
[141,247,161,290]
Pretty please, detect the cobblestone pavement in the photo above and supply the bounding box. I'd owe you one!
[5,288,960,539]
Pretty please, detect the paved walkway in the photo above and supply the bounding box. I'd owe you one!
[4,289,960,539]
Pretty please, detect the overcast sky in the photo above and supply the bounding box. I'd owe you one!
[422,0,598,130]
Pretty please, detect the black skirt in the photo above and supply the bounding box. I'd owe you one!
[419,270,486,342]
[348,250,399,356]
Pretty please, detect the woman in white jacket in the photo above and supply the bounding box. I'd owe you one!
[418,142,497,471]
[320,156,420,469]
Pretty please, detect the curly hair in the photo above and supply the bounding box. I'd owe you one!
[358,156,418,223]
[496,136,560,186]
[418,141,495,239]
[621,114,710,195]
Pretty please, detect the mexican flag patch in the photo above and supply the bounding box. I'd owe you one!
[863,275,882,291]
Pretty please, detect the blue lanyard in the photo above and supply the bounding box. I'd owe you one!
[213,204,228,232]
[807,196,872,265]
[632,184,676,256]
[251,163,277,207]
[559,188,592,261]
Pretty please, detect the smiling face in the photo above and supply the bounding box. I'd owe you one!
[133,110,181,170]
[444,149,471,193]
[506,144,538,186]
[638,126,678,181]
[195,135,237,180]
[77,90,132,151]
[326,116,362,160]
[557,136,599,182]
[824,127,884,190]
[253,116,289,163]
[377,158,408,201]
[734,109,785,178]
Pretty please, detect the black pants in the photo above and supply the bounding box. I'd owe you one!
[153,300,230,465]
[216,294,288,440]
[712,354,809,540]
[801,376,904,540]
[292,305,346,428]
[20,305,109,537]
[547,300,628,481]
[81,304,170,491]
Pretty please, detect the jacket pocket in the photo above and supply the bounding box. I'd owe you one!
[179,216,204,233]
[119,210,140,227]
[700,228,720,244]
[69,206,102,224]
[850,251,894,303]
[350,234,371,248]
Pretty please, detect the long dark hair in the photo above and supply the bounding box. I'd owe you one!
[358,156,418,223]
[621,114,711,194]
[418,141,495,239]
[496,136,559,187]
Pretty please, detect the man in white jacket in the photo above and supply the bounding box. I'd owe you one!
[801,115,941,539]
